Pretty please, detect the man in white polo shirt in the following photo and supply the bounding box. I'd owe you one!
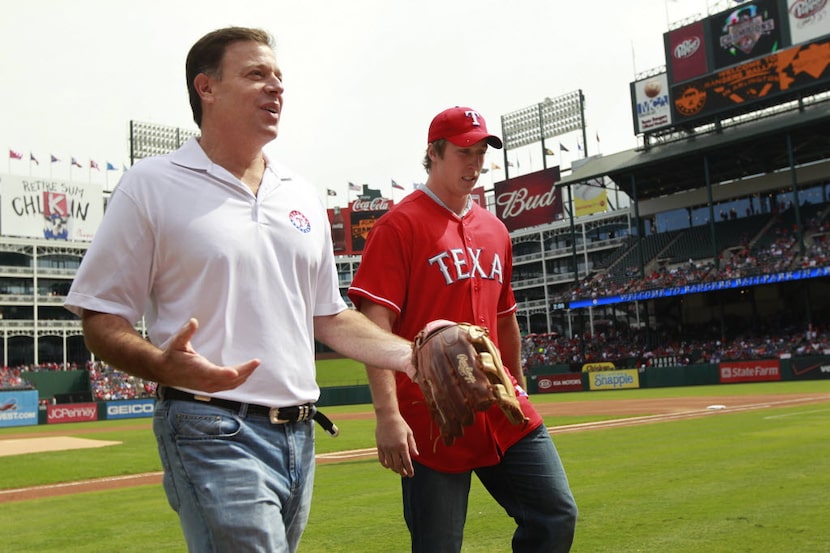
[65,26,414,553]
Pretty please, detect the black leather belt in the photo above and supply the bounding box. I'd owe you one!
[157,386,339,437]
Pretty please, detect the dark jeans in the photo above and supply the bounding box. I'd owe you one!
[402,424,578,553]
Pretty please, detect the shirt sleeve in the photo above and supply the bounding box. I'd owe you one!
[64,179,155,324]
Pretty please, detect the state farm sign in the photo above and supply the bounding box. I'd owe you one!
[494,167,563,232]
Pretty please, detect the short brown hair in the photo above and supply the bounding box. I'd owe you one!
[185,27,274,127]
[422,139,448,174]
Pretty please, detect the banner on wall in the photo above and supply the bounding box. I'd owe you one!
[536,373,584,393]
[719,359,781,383]
[47,402,98,424]
[588,369,640,390]
[0,174,103,241]
[0,390,39,428]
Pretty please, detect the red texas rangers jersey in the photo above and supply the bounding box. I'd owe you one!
[348,189,543,472]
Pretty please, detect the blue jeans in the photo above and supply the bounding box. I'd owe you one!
[402,424,577,553]
[153,398,316,553]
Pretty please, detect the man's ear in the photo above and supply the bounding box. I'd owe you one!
[193,73,213,103]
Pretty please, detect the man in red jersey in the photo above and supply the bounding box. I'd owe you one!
[348,106,577,552]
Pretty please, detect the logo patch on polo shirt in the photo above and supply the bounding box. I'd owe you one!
[289,210,311,233]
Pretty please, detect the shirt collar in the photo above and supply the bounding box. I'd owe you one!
[421,185,473,218]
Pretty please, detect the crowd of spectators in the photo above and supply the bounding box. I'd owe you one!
[522,323,830,369]
[559,209,830,304]
[0,366,34,390]
[0,361,156,400]
[87,361,156,400]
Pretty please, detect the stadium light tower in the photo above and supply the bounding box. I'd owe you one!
[500,90,586,179]
[129,120,200,166]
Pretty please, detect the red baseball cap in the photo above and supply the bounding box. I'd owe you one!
[427,107,503,149]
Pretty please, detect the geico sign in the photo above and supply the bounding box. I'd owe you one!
[108,403,154,416]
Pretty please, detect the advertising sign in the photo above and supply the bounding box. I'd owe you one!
[671,36,830,125]
[787,0,830,44]
[105,399,155,419]
[719,359,781,383]
[665,20,710,84]
[348,188,392,254]
[0,390,39,428]
[0,175,103,241]
[47,402,99,424]
[631,73,673,134]
[790,356,830,379]
[708,0,786,71]
[328,187,394,256]
[494,167,563,232]
[588,369,640,390]
[574,180,609,217]
[536,373,584,393]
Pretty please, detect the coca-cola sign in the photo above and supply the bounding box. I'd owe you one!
[351,197,391,212]
[494,167,562,232]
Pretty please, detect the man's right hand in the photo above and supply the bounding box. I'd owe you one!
[81,312,259,392]
[160,318,259,392]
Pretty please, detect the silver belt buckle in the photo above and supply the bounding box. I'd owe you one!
[269,407,288,424]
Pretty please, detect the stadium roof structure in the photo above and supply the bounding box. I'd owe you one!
[559,98,830,204]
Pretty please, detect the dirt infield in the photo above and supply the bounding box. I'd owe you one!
[2,392,828,503]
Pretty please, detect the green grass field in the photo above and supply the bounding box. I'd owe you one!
[2,380,829,552]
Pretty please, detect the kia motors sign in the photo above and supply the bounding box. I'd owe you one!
[536,373,584,393]
[494,167,563,232]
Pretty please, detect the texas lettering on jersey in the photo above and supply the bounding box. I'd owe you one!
[427,247,504,285]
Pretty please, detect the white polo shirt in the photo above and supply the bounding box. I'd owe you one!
[65,138,347,406]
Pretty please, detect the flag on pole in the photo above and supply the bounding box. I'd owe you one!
[90,160,100,171]
[9,149,23,160]
[327,188,337,196]
[544,148,555,156]
[392,179,405,191]
[596,131,600,143]
[348,182,361,192]
[30,153,39,165]
[559,143,570,152]
[106,162,117,171]
[51,154,60,163]
[71,157,82,168]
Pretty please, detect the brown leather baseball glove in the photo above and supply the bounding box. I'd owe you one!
[411,320,528,446]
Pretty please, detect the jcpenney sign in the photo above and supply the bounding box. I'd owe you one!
[47,403,98,424]
[494,167,563,232]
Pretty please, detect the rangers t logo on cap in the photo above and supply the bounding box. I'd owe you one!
[427,106,503,149]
